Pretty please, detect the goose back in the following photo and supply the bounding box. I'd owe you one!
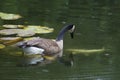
[19,37,61,55]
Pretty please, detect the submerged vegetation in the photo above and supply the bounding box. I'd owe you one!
[66,48,106,56]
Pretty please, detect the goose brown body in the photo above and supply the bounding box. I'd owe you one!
[22,37,61,55]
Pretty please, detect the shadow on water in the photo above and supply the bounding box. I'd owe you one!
[0,0,120,80]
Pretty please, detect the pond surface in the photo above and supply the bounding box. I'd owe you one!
[0,0,120,80]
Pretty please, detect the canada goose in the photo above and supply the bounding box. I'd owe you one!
[17,24,75,62]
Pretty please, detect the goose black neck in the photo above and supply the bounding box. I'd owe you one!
[56,24,73,41]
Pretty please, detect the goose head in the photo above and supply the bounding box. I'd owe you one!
[56,24,75,41]
[69,25,75,39]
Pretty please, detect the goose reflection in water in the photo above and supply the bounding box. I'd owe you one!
[18,52,74,67]
[17,24,75,66]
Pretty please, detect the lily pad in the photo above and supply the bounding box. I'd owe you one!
[0,44,5,49]
[0,37,23,46]
[17,29,35,37]
[0,29,23,35]
[0,25,54,37]
[0,37,22,41]
[0,29,35,37]
[3,25,24,28]
[24,25,54,34]
[0,12,22,20]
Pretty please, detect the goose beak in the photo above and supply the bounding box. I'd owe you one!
[70,32,74,39]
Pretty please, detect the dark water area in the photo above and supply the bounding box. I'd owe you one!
[0,0,120,80]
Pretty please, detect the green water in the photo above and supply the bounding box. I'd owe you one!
[0,0,120,80]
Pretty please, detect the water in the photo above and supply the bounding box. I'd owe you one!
[0,0,120,80]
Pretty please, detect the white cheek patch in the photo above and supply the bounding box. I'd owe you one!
[23,47,44,55]
[69,25,75,33]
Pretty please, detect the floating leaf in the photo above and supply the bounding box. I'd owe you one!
[0,37,22,44]
[0,29,22,35]
[2,37,23,46]
[0,25,54,37]
[0,44,5,49]
[0,12,22,20]
[0,37,21,41]
[3,25,24,28]
[43,55,56,61]
[0,29,35,37]
[17,29,35,37]
[24,25,54,34]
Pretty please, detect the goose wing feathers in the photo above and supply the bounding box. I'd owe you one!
[24,37,61,55]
